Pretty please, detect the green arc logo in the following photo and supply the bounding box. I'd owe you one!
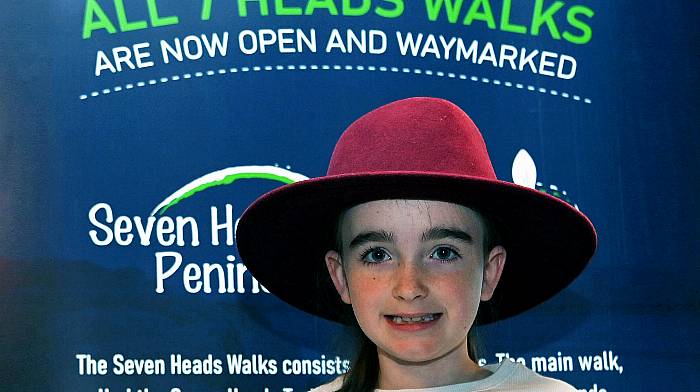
[151,165,309,216]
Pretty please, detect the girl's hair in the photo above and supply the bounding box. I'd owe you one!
[333,205,501,392]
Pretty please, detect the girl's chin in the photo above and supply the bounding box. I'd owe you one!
[377,344,447,365]
[376,337,471,367]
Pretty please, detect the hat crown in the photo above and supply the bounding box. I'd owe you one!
[328,97,497,179]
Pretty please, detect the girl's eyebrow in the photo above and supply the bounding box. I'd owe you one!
[348,230,394,249]
[421,226,473,243]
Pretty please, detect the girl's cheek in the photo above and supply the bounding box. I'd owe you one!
[354,271,382,289]
[434,269,481,295]
[352,271,392,298]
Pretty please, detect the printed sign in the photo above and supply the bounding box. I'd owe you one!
[1,0,698,391]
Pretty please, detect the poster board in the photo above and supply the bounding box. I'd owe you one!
[1,0,698,390]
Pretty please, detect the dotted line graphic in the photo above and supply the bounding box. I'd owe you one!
[79,64,592,104]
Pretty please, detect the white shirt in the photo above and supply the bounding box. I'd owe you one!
[309,360,577,391]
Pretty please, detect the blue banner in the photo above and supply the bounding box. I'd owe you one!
[1,0,698,390]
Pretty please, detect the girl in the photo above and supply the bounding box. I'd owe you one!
[236,97,596,391]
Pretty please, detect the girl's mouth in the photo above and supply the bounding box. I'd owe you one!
[385,313,442,324]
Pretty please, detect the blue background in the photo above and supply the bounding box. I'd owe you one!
[1,0,698,390]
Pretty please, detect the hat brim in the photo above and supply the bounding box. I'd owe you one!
[236,172,596,325]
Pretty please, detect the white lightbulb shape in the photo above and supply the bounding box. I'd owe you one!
[512,149,537,189]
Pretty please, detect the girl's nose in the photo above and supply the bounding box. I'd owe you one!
[391,260,428,301]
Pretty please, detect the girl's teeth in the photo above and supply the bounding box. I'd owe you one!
[391,314,436,324]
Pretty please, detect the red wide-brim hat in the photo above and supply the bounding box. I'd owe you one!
[236,97,597,324]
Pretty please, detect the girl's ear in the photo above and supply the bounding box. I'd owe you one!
[481,245,506,301]
[325,250,351,304]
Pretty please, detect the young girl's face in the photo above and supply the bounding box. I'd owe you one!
[325,200,505,365]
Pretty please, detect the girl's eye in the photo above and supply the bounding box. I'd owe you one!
[360,248,391,264]
[430,247,460,262]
